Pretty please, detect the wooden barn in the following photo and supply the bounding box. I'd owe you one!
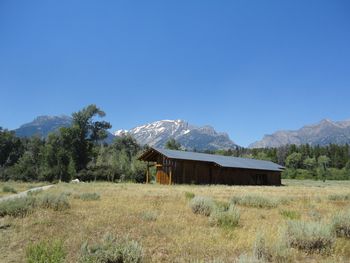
[138,147,284,185]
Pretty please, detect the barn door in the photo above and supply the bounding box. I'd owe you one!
[156,165,169,184]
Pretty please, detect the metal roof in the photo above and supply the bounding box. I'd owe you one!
[141,148,284,172]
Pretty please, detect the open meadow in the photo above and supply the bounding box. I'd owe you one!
[1,180,350,262]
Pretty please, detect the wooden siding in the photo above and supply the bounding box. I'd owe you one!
[154,156,281,186]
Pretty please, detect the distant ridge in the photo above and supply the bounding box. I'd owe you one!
[15,115,72,138]
[249,118,350,148]
[14,115,115,143]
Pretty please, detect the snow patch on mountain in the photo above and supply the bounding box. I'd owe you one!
[115,119,237,151]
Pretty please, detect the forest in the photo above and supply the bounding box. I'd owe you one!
[1,105,350,182]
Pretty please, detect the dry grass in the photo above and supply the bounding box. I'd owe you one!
[0,179,350,262]
[0,181,47,198]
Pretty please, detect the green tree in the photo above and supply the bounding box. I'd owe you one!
[11,137,44,181]
[165,138,181,150]
[345,160,350,172]
[65,105,112,171]
[318,155,330,181]
[285,152,302,179]
[40,133,73,182]
[303,157,317,178]
[112,135,140,159]
[255,152,272,161]
[285,152,302,169]
[0,128,24,167]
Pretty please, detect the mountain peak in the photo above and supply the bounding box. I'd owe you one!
[30,115,71,125]
[115,119,237,151]
[320,118,332,124]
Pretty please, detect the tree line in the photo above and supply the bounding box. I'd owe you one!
[1,105,350,182]
[209,144,350,180]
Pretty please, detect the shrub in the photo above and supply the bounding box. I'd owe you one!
[74,192,101,201]
[308,210,322,221]
[253,232,271,261]
[185,191,195,200]
[141,211,158,222]
[2,185,17,194]
[209,204,240,228]
[231,195,279,208]
[0,192,70,217]
[270,240,293,263]
[236,254,264,263]
[331,210,350,238]
[285,220,335,252]
[27,189,43,196]
[79,233,143,263]
[61,191,73,197]
[328,193,350,201]
[215,200,230,212]
[189,196,215,216]
[39,193,70,211]
[0,196,36,217]
[26,240,66,263]
[280,210,301,220]
[251,231,293,263]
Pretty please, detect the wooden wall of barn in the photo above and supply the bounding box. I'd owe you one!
[156,157,281,185]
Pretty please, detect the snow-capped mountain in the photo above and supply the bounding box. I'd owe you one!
[249,118,350,148]
[115,120,237,150]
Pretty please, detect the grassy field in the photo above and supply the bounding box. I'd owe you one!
[1,180,350,262]
[0,181,47,198]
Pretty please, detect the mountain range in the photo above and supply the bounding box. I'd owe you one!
[249,119,350,148]
[11,116,350,149]
[115,120,237,151]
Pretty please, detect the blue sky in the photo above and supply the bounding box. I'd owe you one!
[0,1,349,147]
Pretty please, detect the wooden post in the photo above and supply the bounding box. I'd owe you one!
[167,160,172,185]
[146,162,149,184]
[169,167,172,185]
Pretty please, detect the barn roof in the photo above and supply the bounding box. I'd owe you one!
[139,147,284,172]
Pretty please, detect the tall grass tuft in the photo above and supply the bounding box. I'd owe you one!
[231,194,279,208]
[285,220,335,253]
[253,232,271,261]
[328,193,350,201]
[331,210,350,238]
[141,210,158,222]
[0,193,70,217]
[280,209,301,220]
[39,193,70,211]
[2,185,17,193]
[0,196,36,217]
[185,191,195,200]
[27,189,43,196]
[236,254,264,263]
[209,204,240,228]
[79,233,143,263]
[189,196,215,216]
[26,240,66,263]
[74,192,101,201]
